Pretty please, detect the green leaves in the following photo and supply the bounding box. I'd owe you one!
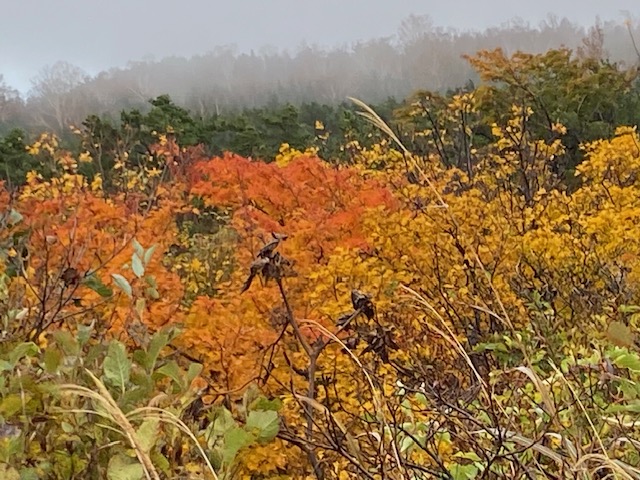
[155,360,183,388]
[222,427,254,464]
[83,273,113,297]
[107,455,143,480]
[246,410,279,443]
[111,274,132,298]
[143,245,157,267]
[7,342,38,368]
[103,341,131,393]
[131,254,144,278]
[135,326,174,372]
[202,402,281,472]
[135,419,159,453]
[131,238,156,279]
[108,240,159,299]
[611,351,640,372]
[449,463,480,480]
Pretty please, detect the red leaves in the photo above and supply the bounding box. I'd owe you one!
[190,153,398,267]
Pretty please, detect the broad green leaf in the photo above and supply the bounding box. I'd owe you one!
[119,386,152,410]
[136,418,159,453]
[9,342,39,366]
[222,427,254,464]
[155,361,184,389]
[85,344,105,365]
[250,396,282,412]
[82,274,113,298]
[103,341,131,393]
[107,454,144,480]
[210,407,237,438]
[453,451,483,462]
[246,410,279,443]
[144,329,171,372]
[414,392,428,407]
[0,434,23,462]
[130,368,154,389]
[399,435,414,453]
[131,253,144,278]
[612,352,640,372]
[61,422,74,433]
[111,274,132,298]
[450,463,479,480]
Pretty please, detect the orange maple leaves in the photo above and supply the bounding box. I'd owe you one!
[190,152,397,267]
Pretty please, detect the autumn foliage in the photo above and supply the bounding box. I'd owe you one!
[3,47,640,479]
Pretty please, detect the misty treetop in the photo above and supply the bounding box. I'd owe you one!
[1,15,640,137]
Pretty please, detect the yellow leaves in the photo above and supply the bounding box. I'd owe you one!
[26,143,40,156]
[91,174,103,193]
[26,132,59,156]
[551,122,567,135]
[346,139,405,178]
[275,143,319,167]
[78,151,92,163]
[448,92,477,113]
[146,167,163,178]
[577,125,640,189]
[239,439,290,475]
[189,258,203,272]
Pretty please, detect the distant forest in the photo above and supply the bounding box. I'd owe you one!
[1,15,640,136]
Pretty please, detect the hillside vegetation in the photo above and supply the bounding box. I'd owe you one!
[2,16,640,135]
[1,47,640,479]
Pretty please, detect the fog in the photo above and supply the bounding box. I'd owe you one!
[1,0,638,93]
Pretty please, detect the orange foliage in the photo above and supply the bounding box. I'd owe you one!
[179,152,397,395]
[190,152,397,263]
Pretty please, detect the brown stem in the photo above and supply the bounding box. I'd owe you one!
[275,277,323,479]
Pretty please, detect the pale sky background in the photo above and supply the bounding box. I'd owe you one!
[1,0,637,94]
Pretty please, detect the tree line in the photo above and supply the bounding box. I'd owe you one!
[1,15,640,136]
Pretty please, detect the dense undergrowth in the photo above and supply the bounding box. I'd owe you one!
[1,47,640,479]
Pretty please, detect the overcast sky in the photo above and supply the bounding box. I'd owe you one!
[1,0,637,94]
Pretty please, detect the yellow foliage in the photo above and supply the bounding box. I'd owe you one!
[275,143,319,167]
